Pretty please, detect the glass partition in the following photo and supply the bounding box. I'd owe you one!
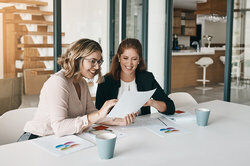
[113,0,142,52]
[61,0,109,98]
[231,0,250,105]
[0,0,110,114]
[0,1,55,113]
[171,0,226,104]
[114,0,120,54]
[126,0,143,42]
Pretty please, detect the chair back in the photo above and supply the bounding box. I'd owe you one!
[168,92,198,109]
[0,77,22,116]
[0,107,37,145]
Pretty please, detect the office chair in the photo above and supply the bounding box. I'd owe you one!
[0,107,37,145]
[168,92,198,109]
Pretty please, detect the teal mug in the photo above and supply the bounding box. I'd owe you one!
[96,133,117,159]
[195,108,210,126]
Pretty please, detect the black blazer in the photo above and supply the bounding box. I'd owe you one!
[95,71,175,115]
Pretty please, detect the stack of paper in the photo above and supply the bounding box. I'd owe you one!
[32,135,94,157]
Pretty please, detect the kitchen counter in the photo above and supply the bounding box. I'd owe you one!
[171,49,225,89]
[172,50,214,56]
[172,47,225,56]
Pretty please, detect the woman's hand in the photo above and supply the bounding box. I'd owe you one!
[98,112,138,126]
[143,99,167,113]
[88,99,117,125]
[124,113,137,125]
[143,99,154,107]
[98,99,118,119]
[114,113,137,126]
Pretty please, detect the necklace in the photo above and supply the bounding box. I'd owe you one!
[121,79,134,92]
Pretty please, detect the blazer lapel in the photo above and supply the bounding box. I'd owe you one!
[111,79,120,99]
[135,72,144,91]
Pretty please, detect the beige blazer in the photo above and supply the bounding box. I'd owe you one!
[24,70,97,137]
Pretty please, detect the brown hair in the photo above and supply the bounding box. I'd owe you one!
[58,38,103,82]
[108,38,147,80]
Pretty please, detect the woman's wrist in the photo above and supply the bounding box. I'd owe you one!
[152,100,167,113]
[113,118,127,126]
[100,118,123,126]
[87,111,101,125]
[149,99,156,107]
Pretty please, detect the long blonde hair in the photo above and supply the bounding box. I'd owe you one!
[58,38,103,82]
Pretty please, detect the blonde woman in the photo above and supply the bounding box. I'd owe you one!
[18,39,117,141]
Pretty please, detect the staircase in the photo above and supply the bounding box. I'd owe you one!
[0,0,67,78]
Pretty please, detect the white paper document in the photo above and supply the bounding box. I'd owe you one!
[145,116,189,137]
[32,135,95,157]
[107,89,156,118]
[162,110,196,123]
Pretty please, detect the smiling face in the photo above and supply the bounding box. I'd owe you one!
[80,51,102,79]
[118,48,140,77]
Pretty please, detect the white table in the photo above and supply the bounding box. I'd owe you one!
[0,100,250,166]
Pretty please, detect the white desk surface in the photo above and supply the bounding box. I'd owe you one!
[0,100,250,166]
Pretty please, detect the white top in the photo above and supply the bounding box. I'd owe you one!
[117,79,137,99]
[23,70,97,137]
[117,79,141,115]
[1,100,250,166]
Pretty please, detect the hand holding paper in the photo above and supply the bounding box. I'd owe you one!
[107,89,156,118]
[143,98,154,107]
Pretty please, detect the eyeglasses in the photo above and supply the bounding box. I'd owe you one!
[83,57,104,66]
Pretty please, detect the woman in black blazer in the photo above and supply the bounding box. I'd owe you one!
[96,38,175,126]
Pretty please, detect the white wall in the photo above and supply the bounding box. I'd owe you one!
[62,0,109,95]
[0,13,3,79]
[41,0,109,95]
[41,0,109,75]
[202,20,226,45]
[61,0,109,74]
[148,0,165,88]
